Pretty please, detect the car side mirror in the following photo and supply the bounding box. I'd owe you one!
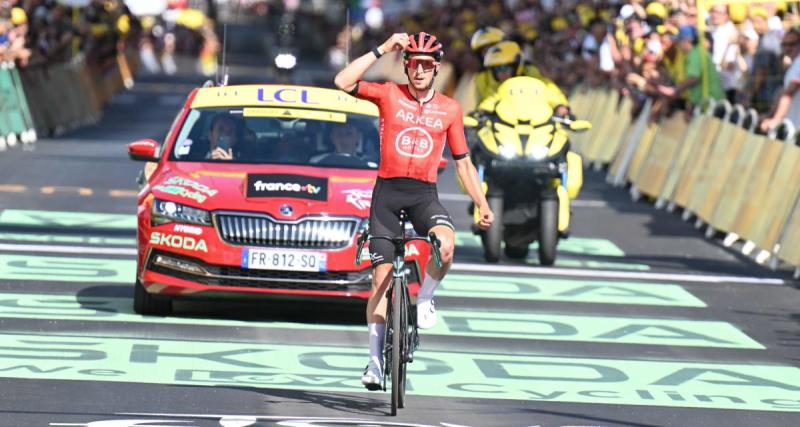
[569,120,592,132]
[128,139,160,162]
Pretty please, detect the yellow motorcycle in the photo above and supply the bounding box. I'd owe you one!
[463,77,590,265]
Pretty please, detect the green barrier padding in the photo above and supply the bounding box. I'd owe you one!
[0,63,28,142]
[8,64,35,142]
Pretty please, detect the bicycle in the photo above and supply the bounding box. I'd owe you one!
[355,209,442,416]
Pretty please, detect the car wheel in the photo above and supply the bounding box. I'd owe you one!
[134,278,173,315]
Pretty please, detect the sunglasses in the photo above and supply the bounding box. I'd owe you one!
[782,40,800,47]
[405,58,437,72]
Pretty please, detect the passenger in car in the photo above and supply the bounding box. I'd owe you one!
[182,113,243,161]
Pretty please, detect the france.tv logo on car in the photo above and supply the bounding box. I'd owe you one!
[247,174,328,201]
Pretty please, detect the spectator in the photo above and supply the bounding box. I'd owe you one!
[760,28,800,132]
[657,26,724,110]
[709,5,741,102]
[749,7,783,112]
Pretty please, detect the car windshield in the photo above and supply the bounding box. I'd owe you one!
[170,107,380,169]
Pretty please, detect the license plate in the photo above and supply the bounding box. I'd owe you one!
[242,248,327,272]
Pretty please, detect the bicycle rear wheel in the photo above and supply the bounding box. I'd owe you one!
[390,276,403,416]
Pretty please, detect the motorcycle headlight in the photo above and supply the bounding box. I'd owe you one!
[529,144,550,160]
[498,144,517,159]
[151,199,211,226]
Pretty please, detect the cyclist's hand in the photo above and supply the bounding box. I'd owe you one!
[477,203,494,230]
[381,33,409,53]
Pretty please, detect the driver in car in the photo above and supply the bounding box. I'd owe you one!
[310,123,364,164]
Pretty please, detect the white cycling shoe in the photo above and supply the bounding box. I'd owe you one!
[361,359,383,391]
[416,298,437,329]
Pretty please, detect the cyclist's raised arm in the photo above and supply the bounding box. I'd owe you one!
[334,33,410,93]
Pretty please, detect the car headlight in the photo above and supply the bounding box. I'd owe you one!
[528,144,550,160]
[498,144,517,159]
[151,199,211,226]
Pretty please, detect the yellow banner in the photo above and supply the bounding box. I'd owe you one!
[243,107,347,123]
[191,85,378,117]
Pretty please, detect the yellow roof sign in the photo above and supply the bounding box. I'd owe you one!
[243,107,347,123]
[191,85,378,116]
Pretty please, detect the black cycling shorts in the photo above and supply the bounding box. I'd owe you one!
[368,177,454,267]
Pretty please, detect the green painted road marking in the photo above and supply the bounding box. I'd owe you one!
[455,231,626,257]
[0,293,752,348]
[0,209,135,229]
[0,333,795,412]
[542,258,650,271]
[0,233,136,246]
[432,310,762,349]
[441,273,706,307]
[0,255,134,283]
[455,231,651,270]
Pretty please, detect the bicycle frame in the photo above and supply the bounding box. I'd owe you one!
[354,214,442,414]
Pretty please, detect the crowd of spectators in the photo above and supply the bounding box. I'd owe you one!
[0,0,220,76]
[0,0,142,70]
[336,0,798,127]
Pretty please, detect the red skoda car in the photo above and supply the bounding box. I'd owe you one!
[128,84,432,315]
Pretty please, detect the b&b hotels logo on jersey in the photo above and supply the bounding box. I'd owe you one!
[395,127,434,158]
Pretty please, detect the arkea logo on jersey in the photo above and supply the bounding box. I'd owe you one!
[394,127,434,158]
[394,109,444,129]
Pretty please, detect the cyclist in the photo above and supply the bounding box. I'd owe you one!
[334,32,494,390]
[477,40,570,117]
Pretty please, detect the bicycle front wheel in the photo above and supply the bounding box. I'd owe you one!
[398,280,409,409]
[390,276,403,416]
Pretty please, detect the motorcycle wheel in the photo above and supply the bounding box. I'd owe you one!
[482,195,504,263]
[504,244,530,259]
[538,198,558,266]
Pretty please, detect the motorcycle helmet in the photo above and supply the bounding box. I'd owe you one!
[403,32,444,61]
[483,40,524,78]
[470,26,505,52]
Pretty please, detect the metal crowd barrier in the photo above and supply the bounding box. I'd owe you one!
[1,49,139,150]
[566,85,800,279]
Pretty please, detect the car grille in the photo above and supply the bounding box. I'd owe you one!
[147,250,372,292]
[215,213,359,249]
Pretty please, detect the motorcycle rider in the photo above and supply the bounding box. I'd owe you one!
[477,40,570,117]
[471,26,506,96]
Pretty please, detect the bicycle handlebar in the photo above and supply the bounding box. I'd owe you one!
[355,232,443,269]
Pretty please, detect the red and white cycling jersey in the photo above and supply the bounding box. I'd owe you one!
[353,81,469,183]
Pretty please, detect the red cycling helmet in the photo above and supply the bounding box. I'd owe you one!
[403,32,444,61]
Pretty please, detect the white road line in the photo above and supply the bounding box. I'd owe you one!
[438,192,607,207]
[118,413,439,426]
[2,242,784,285]
[0,243,137,256]
[451,262,786,285]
